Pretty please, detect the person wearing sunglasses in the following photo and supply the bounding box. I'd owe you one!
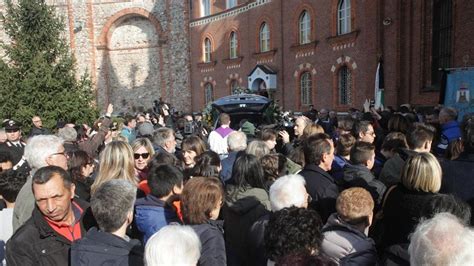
[132,138,155,182]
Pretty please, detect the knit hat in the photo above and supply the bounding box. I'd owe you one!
[240,121,256,136]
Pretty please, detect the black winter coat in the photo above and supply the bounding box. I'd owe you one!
[299,164,339,222]
[342,164,387,207]
[70,227,144,266]
[6,200,89,266]
[191,220,226,266]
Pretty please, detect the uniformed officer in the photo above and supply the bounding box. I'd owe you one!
[0,120,28,172]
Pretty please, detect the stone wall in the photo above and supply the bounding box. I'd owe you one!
[0,0,191,114]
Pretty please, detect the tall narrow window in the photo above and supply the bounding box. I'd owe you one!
[259,23,270,52]
[227,0,237,9]
[231,80,239,94]
[338,66,352,105]
[299,11,311,44]
[202,0,211,17]
[205,83,214,104]
[431,0,452,88]
[230,32,238,59]
[300,72,312,105]
[203,38,211,63]
[337,0,351,35]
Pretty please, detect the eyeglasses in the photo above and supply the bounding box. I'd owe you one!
[134,153,150,160]
[50,152,67,158]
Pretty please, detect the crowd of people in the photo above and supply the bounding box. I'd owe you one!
[0,100,473,265]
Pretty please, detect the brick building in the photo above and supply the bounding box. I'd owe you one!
[189,0,474,112]
[0,0,191,114]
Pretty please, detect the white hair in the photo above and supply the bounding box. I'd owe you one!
[409,212,474,266]
[269,174,307,211]
[145,225,201,266]
[227,131,247,152]
[24,135,63,171]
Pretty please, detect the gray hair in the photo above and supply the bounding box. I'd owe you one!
[153,127,174,148]
[91,179,137,233]
[227,131,247,152]
[145,225,201,266]
[440,107,458,121]
[409,212,474,265]
[57,127,77,142]
[269,174,307,211]
[245,140,270,159]
[25,135,64,171]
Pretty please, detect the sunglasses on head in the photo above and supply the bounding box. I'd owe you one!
[134,153,150,160]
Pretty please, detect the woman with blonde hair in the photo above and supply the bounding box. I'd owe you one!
[132,138,155,181]
[379,152,442,249]
[91,141,137,195]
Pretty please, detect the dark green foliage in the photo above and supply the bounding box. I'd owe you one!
[0,0,98,134]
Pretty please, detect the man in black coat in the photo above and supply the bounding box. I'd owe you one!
[6,166,89,266]
[299,133,339,223]
[29,116,50,137]
[71,179,144,266]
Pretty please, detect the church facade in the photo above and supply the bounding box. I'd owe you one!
[189,0,474,111]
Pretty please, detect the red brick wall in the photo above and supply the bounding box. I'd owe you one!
[189,0,473,112]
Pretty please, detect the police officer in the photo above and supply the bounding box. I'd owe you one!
[0,120,28,172]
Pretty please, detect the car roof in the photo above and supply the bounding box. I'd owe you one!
[211,94,272,114]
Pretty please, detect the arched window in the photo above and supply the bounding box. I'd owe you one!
[229,32,238,59]
[231,80,239,94]
[299,11,311,44]
[337,0,351,35]
[205,83,214,104]
[201,0,211,17]
[203,38,211,63]
[300,72,312,105]
[259,23,270,52]
[338,66,352,105]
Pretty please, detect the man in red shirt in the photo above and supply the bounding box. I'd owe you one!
[6,166,88,266]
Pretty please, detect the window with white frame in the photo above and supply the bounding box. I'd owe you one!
[259,23,270,52]
[203,38,211,62]
[299,11,311,44]
[205,83,213,104]
[230,32,238,59]
[300,72,312,105]
[338,66,352,105]
[201,0,211,17]
[337,0,351,35]
[227,0,237,9]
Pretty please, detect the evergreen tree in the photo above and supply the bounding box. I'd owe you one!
[0,0,98,133]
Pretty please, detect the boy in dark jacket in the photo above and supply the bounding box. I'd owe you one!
[71,179,144,266]
[342,141,386,206]
[134,165,183,244]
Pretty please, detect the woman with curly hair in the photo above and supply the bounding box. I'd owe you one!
[265,206,326,264]
[191,151,221,179]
